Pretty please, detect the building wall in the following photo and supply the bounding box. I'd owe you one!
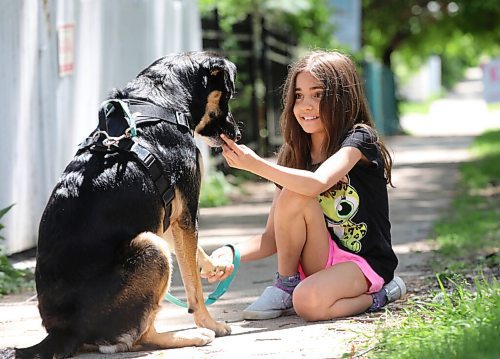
[398,56,442,102]
[0,0,202,254]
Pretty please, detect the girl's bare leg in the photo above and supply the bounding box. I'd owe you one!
[293,262,372,321]
[273,189,330,277]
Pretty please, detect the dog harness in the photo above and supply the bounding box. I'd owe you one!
[78,99,192,231]
[79,99,240,307]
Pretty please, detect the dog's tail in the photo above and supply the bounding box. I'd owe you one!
[15,331,79,359]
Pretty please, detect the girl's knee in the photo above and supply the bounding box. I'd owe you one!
[293,283,325,322]
[275,189,318,218]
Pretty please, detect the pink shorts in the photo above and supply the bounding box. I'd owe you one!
[298,234,384,294]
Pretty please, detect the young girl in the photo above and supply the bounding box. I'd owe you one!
[204,50,405,321]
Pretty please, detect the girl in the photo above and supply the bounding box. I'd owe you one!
[204,50,405,321]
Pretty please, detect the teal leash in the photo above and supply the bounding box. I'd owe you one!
[164,244,240,308]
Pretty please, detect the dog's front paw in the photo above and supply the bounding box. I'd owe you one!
[195,316,232,337]
[200,246,233,278]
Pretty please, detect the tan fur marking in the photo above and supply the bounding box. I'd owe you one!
[115,233,171,306]
[102,232,171,352]
[195,90,222,133]
[157,207,165,235]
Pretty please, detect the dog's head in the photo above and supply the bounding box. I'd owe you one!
[121,51,240,147]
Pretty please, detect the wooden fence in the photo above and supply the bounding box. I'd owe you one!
[202,11,297,155]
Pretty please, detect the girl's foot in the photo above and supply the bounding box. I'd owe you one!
[368,276,406,312]
[384,276,407,302]
[242,286,294,320]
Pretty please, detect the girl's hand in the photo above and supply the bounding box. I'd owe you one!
[201,246,235,283]
[220,134,259,171]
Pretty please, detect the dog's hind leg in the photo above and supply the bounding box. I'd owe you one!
[135,325,214,350]
[94,232,214,353]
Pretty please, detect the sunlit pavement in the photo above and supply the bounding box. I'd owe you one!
[1,72,499,357]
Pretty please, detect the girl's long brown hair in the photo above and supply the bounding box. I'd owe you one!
[277,51,393,186]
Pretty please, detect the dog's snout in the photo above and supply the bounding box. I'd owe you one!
[226,113,241,141]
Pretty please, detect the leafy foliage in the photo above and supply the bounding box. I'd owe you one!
[198,0,338,49]
[0,204,33,296]
[0,204,15,241]
[0,254,32,296]
[362,0,500,88]
[199,171,237,207]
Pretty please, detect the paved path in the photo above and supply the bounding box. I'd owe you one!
[1,74,499,357]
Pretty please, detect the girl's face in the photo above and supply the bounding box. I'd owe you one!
[293,71,325,135]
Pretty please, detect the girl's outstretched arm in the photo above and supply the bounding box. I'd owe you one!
[201,188,280,283]
[221,134,362,197]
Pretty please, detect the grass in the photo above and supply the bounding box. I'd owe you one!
[398,94,443,116]
[370,129,500,358]
[437,130,500,257]
[398,100,432,115]
[487,102,500,112]
[374,277,499,359]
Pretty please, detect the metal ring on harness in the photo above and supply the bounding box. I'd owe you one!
[92,129,132,148]
[164,244,241,307]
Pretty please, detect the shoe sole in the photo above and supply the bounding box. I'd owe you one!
[385,276,407,303]
[242,307,296,320]
[393,276,407,297]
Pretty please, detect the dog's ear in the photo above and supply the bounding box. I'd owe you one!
[201,57,236,92]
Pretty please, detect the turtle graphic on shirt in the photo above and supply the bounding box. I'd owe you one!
[318,175,367,253]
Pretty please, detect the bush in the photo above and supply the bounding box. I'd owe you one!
[0,204,33,296]
[199,171,237,208]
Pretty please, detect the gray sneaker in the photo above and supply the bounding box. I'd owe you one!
[242,286,294,320]
[384,276,407,303]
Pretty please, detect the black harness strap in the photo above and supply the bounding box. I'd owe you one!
[78,99,191,231]
[130,141,176,231]
[126,100,190,130]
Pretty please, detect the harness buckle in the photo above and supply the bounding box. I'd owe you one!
[175,112,189,128]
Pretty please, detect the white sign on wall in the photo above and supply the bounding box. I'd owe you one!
[483,59,500,103]
[57,23,75,76]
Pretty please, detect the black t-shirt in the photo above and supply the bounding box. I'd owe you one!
[317,127,398,283]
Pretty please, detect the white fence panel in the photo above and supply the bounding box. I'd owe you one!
[0,0,202,254]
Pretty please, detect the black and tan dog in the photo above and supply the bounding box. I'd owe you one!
[15,52,240,358]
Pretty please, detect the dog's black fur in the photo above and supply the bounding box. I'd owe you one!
[15,52,240,358]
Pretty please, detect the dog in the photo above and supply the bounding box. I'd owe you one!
[14,51,240,358]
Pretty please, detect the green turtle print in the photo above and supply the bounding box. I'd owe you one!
[318,175,367,253]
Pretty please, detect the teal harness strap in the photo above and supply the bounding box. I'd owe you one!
[165,244,241,308]
[100,99,138,138]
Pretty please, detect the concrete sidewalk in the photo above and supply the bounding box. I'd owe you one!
[1,81,499,357]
